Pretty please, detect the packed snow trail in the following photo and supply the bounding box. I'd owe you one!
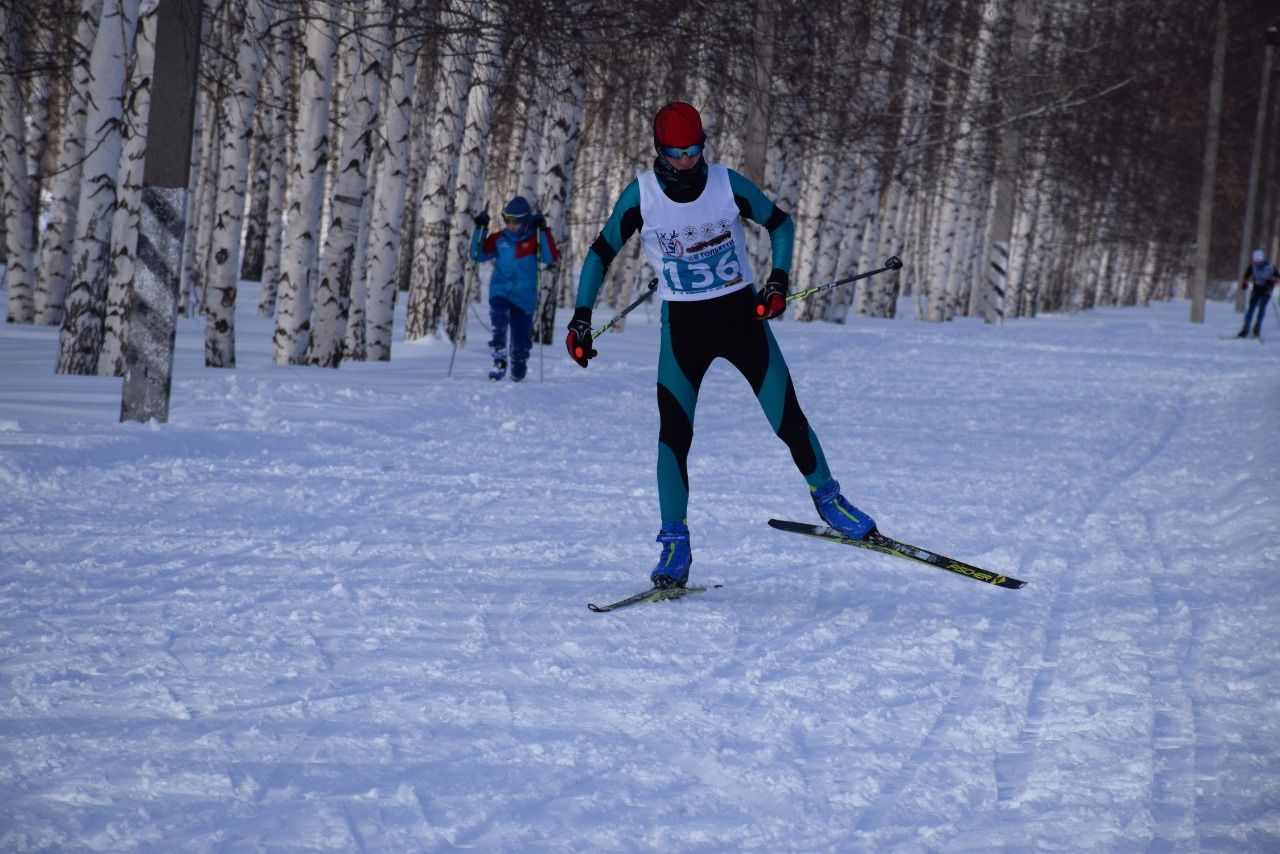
[1,287,1278,851]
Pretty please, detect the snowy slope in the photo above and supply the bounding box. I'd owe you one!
[1,284,1278,852]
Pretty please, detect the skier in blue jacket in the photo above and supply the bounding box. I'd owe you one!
[471,196,559,381]
[565,101,878,590]
[1238,249,1278,339]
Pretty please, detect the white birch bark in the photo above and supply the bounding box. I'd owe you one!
[97,0,158,376]
[391,57,434,300]
[1006,161,1043,319]
[239,107,274,283]
[57,0,140,376]
[308,1,388,367]
[204,0,273,368]
[33,0,103,325]
[255,17,294,317]
[341,165,376,361]
[842,3,898,321]
[1,4,37,323]
[24,61,53,196]
[442,0,504,347]
[272,12,337,364]
[790,141,834,323]
[869,180,911,318]
[404,0,478,341]
[513,72,548,202]
[175,79,208,316]
[530,53,586,342]
[809,151,856,322]
[361,27,418,361]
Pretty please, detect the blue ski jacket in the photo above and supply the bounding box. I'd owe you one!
[470,224,559,314]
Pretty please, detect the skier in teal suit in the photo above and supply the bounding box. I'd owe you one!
[566,101,878,589]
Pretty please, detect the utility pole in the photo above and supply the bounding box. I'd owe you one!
[1234,23,1279,311]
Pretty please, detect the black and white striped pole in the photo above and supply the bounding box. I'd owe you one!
[120,0,201,424]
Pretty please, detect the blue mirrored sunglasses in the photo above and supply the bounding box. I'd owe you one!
[660,142,704,159]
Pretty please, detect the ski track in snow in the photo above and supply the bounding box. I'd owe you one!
[1,285,1279,852]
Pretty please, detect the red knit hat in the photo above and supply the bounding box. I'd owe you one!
[653,102,704,150]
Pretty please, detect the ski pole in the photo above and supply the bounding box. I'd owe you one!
[591,277,659,338]
[447,259,479,377]
[537,222,559,382]
[786,256,903,303]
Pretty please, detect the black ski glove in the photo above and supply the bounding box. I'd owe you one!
[473,210,490,228]
[755,270,789,320]
[566,307,597,368]
[531,214,547,230]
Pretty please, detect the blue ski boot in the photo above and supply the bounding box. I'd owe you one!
[650,521,691,589]
[510,360,527,382]
[488,350,507,381]
[811,479,876,540]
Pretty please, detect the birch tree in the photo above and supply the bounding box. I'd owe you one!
[57,0,141,376]
[403,0,478,341]
[254,16,294,317]
[272,10,337,364]
[1,3,37,323]
[204,0,274,368]
[33,0,102,325]
[530,49,586,344]
[361,23,418,361]
[441,0,504,347]
[97,0,159,376]
[308,0,389,367]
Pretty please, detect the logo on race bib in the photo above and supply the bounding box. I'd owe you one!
[656,218,735,260]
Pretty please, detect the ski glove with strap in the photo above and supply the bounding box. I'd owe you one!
[755,270,789,320]
[566,307,597,368]
[473,210,490,228]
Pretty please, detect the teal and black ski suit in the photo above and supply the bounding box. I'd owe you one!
[574,158,834,523]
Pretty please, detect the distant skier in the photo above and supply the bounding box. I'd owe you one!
[565,101,878,590]
[470,197,559,381]
[1237,249,1277,339]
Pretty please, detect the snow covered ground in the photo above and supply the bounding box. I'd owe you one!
[1,281,1278,852]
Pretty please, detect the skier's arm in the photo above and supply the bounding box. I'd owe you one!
[470,228,498,262]
[540,229,559,267]
[728,168,794,286]
[575,180,643,310]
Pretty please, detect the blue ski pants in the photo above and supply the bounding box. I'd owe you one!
[488,297,532,368]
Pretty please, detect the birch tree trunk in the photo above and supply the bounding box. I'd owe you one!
[361,26,418,361]
[272,11,337,364]
[1,3,37,323]
[513,72,548,202]
[531,50,586,344]
[1189,0,1227,324]
[34,0,103,325]
[983,0,1035,324]
[308,1,388,367]
[442,1,504,347]
[255,18,294,317]
[97,0,159,376]
[791,139,835,322]
[239,112,271,283]
[204,0,273,368]
[57,0,141,376]
[403,0,478,341]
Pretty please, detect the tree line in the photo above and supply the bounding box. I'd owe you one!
[1,0,1276,375]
